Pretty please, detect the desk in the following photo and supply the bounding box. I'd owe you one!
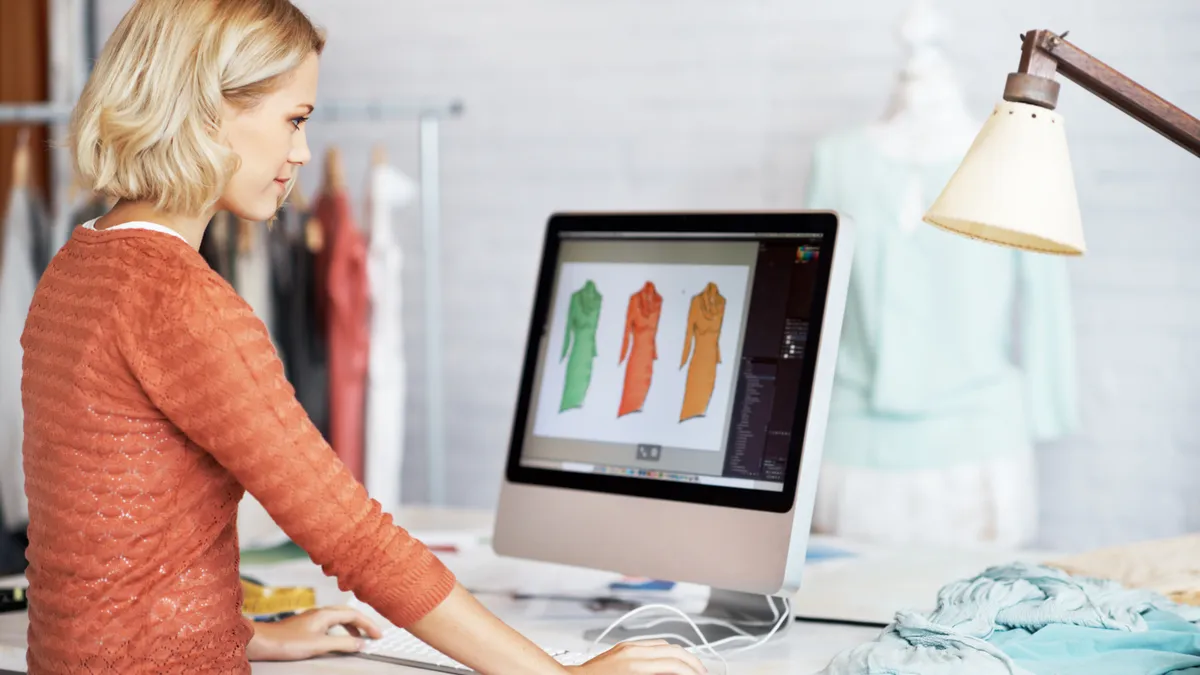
[0,508,1049,674]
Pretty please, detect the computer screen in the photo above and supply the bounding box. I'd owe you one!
[505,214,837,513]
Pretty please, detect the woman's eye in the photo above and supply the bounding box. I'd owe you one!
[290,116,309,130]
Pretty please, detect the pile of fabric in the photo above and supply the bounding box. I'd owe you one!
[821,562,1200,675]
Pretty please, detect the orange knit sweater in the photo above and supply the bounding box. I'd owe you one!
[20,225,456,674]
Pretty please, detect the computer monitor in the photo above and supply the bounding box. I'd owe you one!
[493,212,852,642]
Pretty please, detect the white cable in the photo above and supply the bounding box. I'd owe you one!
[620,614,754,638]
[725,598,791,656]
[586,596,793,674]
[621,594,783,635]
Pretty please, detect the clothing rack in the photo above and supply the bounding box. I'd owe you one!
[0,97,464,508]
[312,98,462,509]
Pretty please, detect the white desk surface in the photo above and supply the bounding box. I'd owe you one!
[0,507,1056,674]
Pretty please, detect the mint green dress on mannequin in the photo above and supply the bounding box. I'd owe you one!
[803,128,1079,547]
[560,281,603,412]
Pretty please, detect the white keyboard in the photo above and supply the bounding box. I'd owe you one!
[357,627,591,673]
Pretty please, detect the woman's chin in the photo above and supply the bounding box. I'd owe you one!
[225,200,279,224]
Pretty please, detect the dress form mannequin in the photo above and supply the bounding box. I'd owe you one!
[867,0,979,164]
[804,0,1078,548]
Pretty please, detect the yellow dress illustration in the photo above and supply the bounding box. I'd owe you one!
[679,282,726,422]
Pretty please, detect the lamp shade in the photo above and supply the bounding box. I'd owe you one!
[923,100,1086,255]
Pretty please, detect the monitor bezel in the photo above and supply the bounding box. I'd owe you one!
[503,212,841,514]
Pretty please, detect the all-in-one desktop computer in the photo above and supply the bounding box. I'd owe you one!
[494,211,852,642]
[359,211,853,671]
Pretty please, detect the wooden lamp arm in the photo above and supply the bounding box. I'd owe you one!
[1002,29,1200,158]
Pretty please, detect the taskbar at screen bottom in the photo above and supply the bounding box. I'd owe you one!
[519,458,785,492]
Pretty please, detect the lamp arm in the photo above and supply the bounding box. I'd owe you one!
[1003,29,1200,158]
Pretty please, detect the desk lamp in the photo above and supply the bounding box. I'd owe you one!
[923,29,1200,254]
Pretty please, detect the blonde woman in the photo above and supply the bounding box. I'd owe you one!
[19,1,705,673]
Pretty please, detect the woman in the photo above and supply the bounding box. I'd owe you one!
[20,1,705,673]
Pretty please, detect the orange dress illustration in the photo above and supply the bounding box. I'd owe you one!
[679,282,726,421]
[618,282,662,417]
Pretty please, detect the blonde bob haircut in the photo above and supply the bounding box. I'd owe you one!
[70,0,325,216]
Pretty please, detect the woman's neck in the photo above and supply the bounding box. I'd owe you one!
[94,199,216,250]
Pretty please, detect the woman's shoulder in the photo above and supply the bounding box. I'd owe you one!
[68,225,207,273]
[64,228,244,319]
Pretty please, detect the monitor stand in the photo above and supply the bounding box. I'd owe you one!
[582,589,791,647]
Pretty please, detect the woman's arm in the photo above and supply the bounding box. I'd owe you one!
[412,585,706,675]
[121,269,454,625]
[121,266,704,674]
[409,585,573,674]
[244,588,706,674]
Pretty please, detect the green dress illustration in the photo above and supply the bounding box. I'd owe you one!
[560,280,603,412]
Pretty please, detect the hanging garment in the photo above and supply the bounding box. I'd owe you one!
[679,282,725,422]
[233,219,276,348]
[803,128,1078,546]
[560,280,603,412]
[618,282,662,418]
[315,188,370,481]
[199,211,237,285]
[0,185,38,532]
[26,189,52,279]
[268,202,330,440]
[0,527,25,576]
[364,164,416,511]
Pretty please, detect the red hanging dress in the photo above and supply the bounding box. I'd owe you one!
[314,188,369,480]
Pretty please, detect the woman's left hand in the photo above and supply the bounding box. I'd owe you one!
[247,606,384,661]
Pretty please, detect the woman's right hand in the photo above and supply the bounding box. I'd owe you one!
[567,640,708,674]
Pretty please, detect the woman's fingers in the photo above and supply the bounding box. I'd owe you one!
[306,633,365,656]
[605,641,707,675]
[310,607,384,640]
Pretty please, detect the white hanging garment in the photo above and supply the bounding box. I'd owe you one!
[364,163,417,513]
[49,0,95,257]
[234,220,277,349]
[232,220,288,549]
[0,186,38,531]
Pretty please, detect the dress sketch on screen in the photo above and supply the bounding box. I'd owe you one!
[559,280,603,412]
[679,283,726,422]
[617,281,662,418]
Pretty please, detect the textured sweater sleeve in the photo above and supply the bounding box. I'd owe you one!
[118,262,456,628]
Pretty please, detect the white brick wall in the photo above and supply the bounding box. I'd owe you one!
[99,0,1200,551]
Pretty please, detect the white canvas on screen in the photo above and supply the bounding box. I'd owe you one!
[531,262,750,452]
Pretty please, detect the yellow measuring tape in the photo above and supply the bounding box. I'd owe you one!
[240,577,317,617]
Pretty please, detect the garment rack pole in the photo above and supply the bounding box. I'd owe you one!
[418,116,447,508]
[0,98,464,509]
[0,104,75,124]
